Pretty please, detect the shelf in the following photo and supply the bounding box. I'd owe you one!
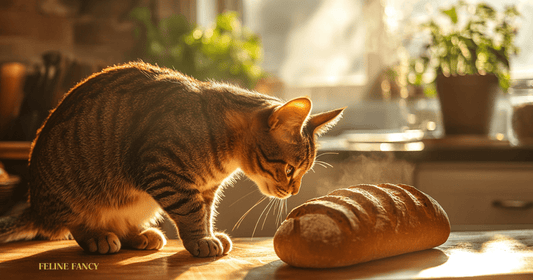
[422,135,511,149]
[0,141,31,160]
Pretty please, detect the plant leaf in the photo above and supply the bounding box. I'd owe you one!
[476,3,496,20]
[441,6,458,24]
[490,47,510,68]
[504,6,520,18]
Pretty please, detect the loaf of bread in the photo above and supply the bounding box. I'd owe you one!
[273,183,450,268]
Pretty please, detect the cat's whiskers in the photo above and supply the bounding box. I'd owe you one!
[319,160,334,168]
[316,152,339,158]
[275,199,285,226]
[275,199,281,226]
[315,160,334,169]
[252,198,276,239]
[261,198,277,230]
[232,196,267,231]
[313,152,337,170]
[228,188,259,208]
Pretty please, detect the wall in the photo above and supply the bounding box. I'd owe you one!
[0,0,138,66]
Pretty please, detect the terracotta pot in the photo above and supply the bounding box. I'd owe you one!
[436,74,499,135]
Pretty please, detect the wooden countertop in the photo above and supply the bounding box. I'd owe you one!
[1,229,533,279]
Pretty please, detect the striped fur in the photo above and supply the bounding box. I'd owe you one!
[0,61,344,257]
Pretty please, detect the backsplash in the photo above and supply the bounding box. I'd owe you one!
[0,0,138,65]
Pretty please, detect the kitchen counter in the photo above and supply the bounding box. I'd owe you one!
[319,135,533,162]
[1,229,533,279]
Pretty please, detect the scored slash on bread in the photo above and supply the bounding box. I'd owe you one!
[273,183,451,268]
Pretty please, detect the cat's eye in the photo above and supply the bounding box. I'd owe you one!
[286,165,294,176]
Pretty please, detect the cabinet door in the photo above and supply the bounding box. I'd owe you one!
[416,162,533,231]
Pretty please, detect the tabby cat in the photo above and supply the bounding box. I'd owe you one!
[0,62,344,257]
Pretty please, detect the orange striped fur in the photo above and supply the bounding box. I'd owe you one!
[0,61,344,257]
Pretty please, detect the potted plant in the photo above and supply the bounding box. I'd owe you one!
[129,8,265,89]
[403,1,520,135]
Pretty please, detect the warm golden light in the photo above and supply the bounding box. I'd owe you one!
[426,121,437,131]
[418,235,530,278]
[116,251,176,266]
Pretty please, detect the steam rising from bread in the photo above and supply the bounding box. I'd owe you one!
[315,153,415,196]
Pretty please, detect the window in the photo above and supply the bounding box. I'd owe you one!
[192,0,532,135]
[383,0,533,79]
[243,0,367,87]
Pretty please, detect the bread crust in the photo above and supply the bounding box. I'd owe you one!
[273,183,450,268]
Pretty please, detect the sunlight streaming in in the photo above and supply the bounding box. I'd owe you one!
[418,235,530,278]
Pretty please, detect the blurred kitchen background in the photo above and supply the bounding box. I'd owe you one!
[0,0,532,238]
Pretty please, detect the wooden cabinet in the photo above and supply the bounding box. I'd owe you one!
[416,162,533,231]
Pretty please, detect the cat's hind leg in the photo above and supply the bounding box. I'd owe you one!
[122,227,167,250]
[69,225,121,254]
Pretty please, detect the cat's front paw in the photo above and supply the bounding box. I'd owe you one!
[183,234,232,257]
[125,228,167,250]
[214,232,232,255]
[85,232,121,254]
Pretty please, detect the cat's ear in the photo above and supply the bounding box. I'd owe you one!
[268,97,312,141]
[306,107,346,136]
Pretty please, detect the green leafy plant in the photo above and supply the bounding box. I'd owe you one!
[130,7,265,89]
[401,1,520,95]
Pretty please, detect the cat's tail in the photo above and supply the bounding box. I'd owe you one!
[0,206,39,243]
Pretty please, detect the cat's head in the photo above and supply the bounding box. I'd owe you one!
[243,97,345,199]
